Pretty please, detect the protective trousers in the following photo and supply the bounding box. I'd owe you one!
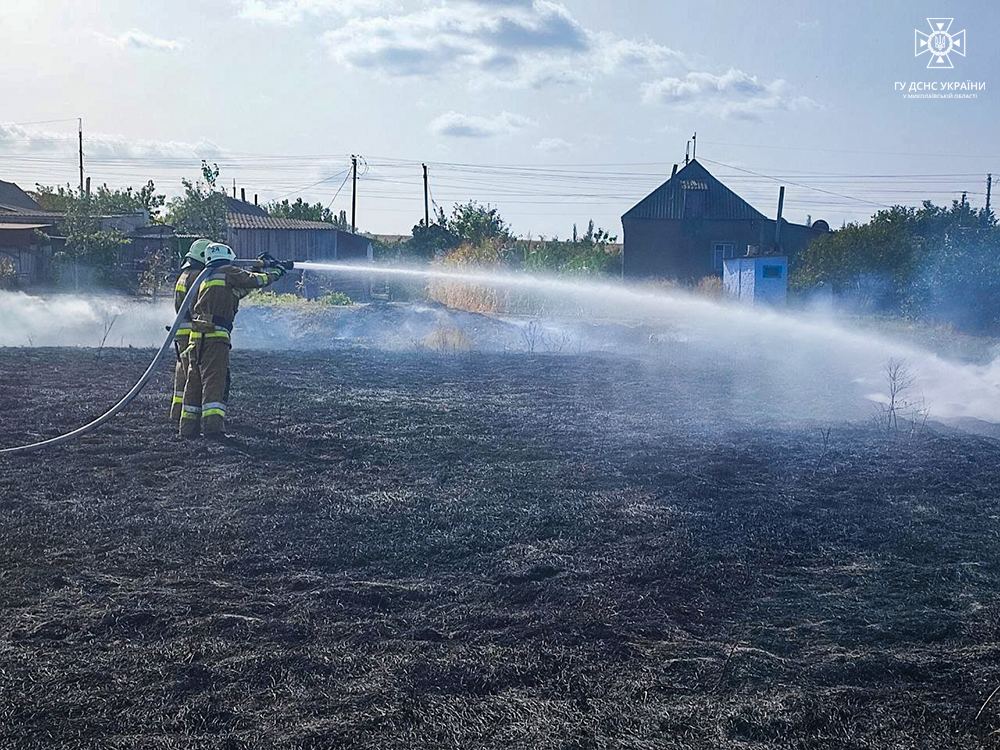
[179,333,231,437]
[170,333,190,422]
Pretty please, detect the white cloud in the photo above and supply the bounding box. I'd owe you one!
[323,1,590,83]
[238,0,815,116]
[236,0,390,24]
[534,137,572,153]
[795,19,820,29]
[0,123,221,160]
[95,29,184,52]
[641,68,819,121]
[430,111,536,138]
[318,0,684,88]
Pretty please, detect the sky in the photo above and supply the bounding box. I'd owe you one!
[1,0,998,237]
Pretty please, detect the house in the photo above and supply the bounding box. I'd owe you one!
[225,197,374,300]
[621,159,824,281]
[0,179,45,213]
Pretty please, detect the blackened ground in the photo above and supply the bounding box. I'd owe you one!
[1,347,1000,749]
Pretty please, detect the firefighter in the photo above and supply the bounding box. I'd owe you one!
[170,238,211,422]
[179,242,288,438]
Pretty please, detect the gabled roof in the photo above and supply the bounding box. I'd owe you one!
[0,180,44,212]
[622,159,766,221]
[226,213,336,231]
[225,196,267,216]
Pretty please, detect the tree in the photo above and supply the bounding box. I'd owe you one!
[407,207,459,261]
[792,199,1000,330]
[449,201,512,246]
[266,197,334,223]
[165,161,227,241]
[33,181,166,219]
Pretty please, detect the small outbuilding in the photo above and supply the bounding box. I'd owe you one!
[722,254,788,305]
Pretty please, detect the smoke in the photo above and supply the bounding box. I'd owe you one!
[0,292,173,348]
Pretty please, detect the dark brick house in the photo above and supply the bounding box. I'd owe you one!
[621,160,823,281]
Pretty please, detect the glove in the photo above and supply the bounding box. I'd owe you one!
[273,264,286,277]
[256,252,277,269]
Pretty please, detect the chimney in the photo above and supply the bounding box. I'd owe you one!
[254,193,258,206]
[774,186,785,249]
[670,163,678,179]
[241,187,246,203]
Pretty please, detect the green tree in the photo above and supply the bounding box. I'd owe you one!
[449,201,512,246]
[266,197,334,223]
[406,208,460,261]
[165,161,227,240]
[793,199,1000,330]
[33,181,166,219]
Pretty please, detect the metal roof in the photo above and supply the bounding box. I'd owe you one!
[226,213,336,231]
[225,196,268,217]
[0,180,44,212]
[622,159,766,222]
[0,222,51,230]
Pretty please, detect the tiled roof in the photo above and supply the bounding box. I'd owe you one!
[226,213,336,231]
[622,159,766,222]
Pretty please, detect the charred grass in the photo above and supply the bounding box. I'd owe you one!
[1,347,1000,748]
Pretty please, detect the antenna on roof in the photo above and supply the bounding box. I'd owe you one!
[685,141,690,165]
[692,132,697,161]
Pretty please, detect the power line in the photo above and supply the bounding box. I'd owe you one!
[699,157,892,209]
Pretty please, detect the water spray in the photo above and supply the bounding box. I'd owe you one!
[4,259,1000,455]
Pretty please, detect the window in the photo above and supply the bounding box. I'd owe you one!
[711,242,735,274]
[762,265,783,279]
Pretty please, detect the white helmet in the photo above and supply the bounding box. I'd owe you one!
[183,238,211,267]
[205,242,236,265]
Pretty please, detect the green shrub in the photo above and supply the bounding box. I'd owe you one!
[318,291,352,306]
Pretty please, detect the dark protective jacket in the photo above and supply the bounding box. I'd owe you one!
[189,264,283,341]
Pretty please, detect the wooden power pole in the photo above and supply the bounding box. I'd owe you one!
[78,118,84,195]
[351,155,358,234]
[423,163,429,226]
[987,173,993,224]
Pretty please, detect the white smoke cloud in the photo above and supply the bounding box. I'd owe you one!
[0,292,173,348]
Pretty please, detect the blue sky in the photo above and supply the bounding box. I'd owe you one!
[2,0,997,236]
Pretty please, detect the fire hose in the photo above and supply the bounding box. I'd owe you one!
[0,258,295,456]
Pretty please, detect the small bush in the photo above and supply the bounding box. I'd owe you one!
[424,326,472,352]
[318,291,352,306]
[242,291,352,310]
[695,276,724,298]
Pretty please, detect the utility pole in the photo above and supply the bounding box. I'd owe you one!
[422,163,429,227]
[986,173,993,224]
[351,155,358,234]
[78,118,84,195]
[685,141,690,165]
[692,131,697,161]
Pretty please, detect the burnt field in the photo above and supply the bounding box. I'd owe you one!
[2,347,1000,748]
